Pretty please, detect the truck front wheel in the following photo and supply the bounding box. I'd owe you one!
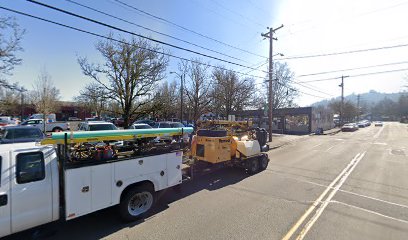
[119,186,155,222]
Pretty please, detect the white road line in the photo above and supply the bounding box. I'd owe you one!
[373,126,385,139]
[281,152,362,240]
[325,145,335,152]
[296,152,366,240]
[332,200,408,225]
[311,143,323,149]
[269,170,408,210]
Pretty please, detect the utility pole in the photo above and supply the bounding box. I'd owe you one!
[180,73,184,124]
[20,92,24,123]
[262,24,283,142]
[339,75,348,125]
[170,71,184,124]
[357,94,360,122]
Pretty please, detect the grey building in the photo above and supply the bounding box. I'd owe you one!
[231,106,334,135]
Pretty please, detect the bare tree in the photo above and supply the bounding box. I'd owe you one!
[259,62,298,111]
[78,36,169,127]
[75,83,110,118]
[180,59,212,124]
[272,62,298,109]
[150,80,180,120]
[0,16,25,78]
[0,88,20,115]
[329,100,358,122]
[30,69,61,132]
[211,68,255,117]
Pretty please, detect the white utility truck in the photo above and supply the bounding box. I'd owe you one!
[0,128,188,238]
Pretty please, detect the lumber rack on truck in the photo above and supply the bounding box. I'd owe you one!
[40,127,193,167]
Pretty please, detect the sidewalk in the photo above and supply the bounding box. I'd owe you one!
[322,127,341,135]
[266,127,341,150]
[267,133,309,150]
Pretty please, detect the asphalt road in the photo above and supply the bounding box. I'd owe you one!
[4,122,408,240]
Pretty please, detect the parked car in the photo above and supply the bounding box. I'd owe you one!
[357,121,366,128]
[374,121,383,127]
[68,117,82,121]
[78,121,122,146]
[341,123,358,132]
[0,118,15,127]
[78,121,118,131]
[111,118,125,127]
[0,126,45,144]
[85,117,99,121]
[134,119,156,127]
[152,122,174,142]
[170,122,185,128]
[169,118,181,122]
[21,119,69,132]
[129,123,152,129]
[153,121,173,128]
[170,122,190,142]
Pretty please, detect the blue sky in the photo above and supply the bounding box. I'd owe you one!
[1,0,407,106]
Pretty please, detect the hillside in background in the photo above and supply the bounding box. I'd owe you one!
[311,90,406,108]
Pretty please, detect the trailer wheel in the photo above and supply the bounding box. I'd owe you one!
[258,154,269,171]
[119,186,155,222]
[247,158,260,174]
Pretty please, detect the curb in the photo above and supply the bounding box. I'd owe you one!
[267,135,310,152]
[310,129,341,136]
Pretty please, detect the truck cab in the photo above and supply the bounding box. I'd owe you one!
[0,143,59,238]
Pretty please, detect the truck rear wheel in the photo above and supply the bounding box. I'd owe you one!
[259,154,269,171]
[119,186,155,222]
[247,158,260,174]
[52,127,62,132]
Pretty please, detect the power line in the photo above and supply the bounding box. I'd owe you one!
[279,1,408,40]
[0,6,267,81]
[110,0,268,59]
[208,0,264,28]
[27,0,268,73]
[190,0,260,33]
[292,81,334,97]
[256,79,328,99]
[298,68,408,83]
[242,60,268,74]
[276,42,408,60]
[275,81,327,99]
[64,0,248,64]
[297,60,408,77]
[2,5,330,100]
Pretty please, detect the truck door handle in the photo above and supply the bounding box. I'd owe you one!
[0,194,7,206]
[81,186,90,193]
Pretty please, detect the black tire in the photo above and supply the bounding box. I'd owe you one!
[119,186,155,222]
[247,158,260,174]
[52,127,62,132]
[258,154,269,171]
[173,184,183,194]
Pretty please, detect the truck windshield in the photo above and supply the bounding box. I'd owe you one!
[89,124,117,131]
